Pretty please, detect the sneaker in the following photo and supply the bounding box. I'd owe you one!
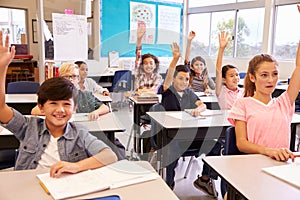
[193,176,218,198]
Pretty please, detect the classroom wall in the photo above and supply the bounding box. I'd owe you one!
[1,0,84,61]
[1,0,296,80]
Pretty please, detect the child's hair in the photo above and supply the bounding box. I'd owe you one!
[174,65,190,78]
[58,62,78,75]
[244,54,278,97]
[37,77,78,106]
[190,56,209,88]
[74,61,86,68]
[222,64,238,78]
[140,53,160,73]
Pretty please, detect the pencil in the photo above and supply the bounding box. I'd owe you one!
[39,181,50,195]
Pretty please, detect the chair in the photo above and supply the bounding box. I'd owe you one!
[221,126,243,197]
[7,81,40,94]
[0,149,18,170]
[109,70,132,108]
[239,72,246,79]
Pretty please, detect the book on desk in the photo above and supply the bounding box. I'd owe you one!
[37,160,160,200]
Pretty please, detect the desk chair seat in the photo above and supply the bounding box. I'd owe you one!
[7,81,40,94]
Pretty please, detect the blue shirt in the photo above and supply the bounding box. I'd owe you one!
[161,85,199,111]
[5,109,108,170]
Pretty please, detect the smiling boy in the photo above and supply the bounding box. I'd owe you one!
[0,31,117,177]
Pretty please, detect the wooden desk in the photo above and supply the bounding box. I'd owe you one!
[0,161,179,200]
[7,60,37,81]
[6,94,37,114]
[129,96,159,154]
[203,154,300,200]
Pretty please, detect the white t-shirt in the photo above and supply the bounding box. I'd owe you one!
[36,135,60,169]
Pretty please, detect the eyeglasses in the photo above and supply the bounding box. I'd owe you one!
[62,75,79,80]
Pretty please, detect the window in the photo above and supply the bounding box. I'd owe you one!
[188,0,257,8]
[0,7,27,44]
[273,4,299,60]
[187,0,299,60]
[187,5,264,58]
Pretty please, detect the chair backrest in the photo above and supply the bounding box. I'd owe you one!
[7,81,40,94]
[239,72,246,79]
[111,70,132,92]
[224,126,243,155]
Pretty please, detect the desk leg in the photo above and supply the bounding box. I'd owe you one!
[290,123,297,151]
[133,103,141,154]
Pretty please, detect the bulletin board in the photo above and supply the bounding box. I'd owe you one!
[101,0,183,57]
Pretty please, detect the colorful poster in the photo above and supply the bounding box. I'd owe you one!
[129,2,156,44]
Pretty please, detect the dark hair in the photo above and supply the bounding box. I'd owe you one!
[222,64,238,78]
[37,77,78,106]
[189,56,209,88]
[74,61,86,68]
[140,53,160,73]
[174,65,190,78]
[244,54,278,97]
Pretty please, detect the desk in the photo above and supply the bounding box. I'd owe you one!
[6,94,37,114]
[195,92,220,110]
[73,112,125,143]
[0,161,179,200]
[147,110,230,171]
[129,96,159,154]
[89,67,124,88]
[0,113,125,152]
[203,154,300,200]
[147,111,300,171]
[93,93,113,111]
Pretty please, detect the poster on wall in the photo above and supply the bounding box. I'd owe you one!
[157,5,181,44]
[129,2,156,44]
[52,13,87,61]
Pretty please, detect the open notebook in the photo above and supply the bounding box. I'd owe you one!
[262,162,300,189]
[37,160,159,200]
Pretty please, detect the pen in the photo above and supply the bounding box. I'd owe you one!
[39,181,50,195]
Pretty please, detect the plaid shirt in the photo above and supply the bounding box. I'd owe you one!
[134,46,162,92]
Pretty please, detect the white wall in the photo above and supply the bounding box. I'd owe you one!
[1,0,296,80]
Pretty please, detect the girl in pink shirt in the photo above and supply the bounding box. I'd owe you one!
[215,31,244,110]
[228,40,300,162]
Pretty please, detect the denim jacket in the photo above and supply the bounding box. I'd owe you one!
[5,109,108,170]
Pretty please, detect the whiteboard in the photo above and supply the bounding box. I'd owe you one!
[52,13,87,61]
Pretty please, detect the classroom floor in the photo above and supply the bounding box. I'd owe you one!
[111,99,223,200]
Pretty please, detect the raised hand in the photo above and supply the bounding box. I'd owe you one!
[187,31,196,41]
[218,31,230,49]
[171,42,180,59]
[0,30,15,72]
[137,22,146,41]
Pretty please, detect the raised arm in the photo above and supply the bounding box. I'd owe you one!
[287,41,300,105]
[215,31,230,97]
[0,30,15,123]
[184,31,195,65]
[163,42,181,91]
[134,23,146,69]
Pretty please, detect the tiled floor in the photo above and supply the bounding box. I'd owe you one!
[112,101,223,200]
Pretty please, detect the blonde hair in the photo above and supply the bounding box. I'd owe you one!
[58,62,79,76]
